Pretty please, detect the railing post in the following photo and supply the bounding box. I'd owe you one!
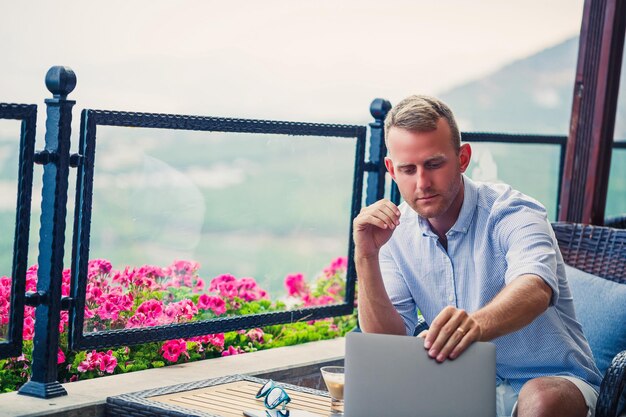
[18,66,76,399]
[366,99,392,206]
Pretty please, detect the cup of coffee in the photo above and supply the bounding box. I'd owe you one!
[320,366,345,415]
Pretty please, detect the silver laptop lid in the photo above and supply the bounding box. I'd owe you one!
[344,332,496,417]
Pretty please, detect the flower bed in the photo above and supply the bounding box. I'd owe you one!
[0,257,356,393]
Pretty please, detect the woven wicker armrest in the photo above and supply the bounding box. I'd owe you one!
[605,215,626,230]
[596,350,626,417]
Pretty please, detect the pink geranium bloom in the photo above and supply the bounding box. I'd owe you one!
[137,299,163,318]
[97,300,121,321]
[188,333,225,350]
[207,333,225,349]
[323,256,348,278]
[86,285,103,304]
[57,348,66,364]
[168,260,200,275]
[99,350,117,373]
[209,274,236,291]
[284,273,309,297]
[221,345,244,357]
[246,328,265,343]
[25,265,38,291]
[126,311,160,328]
[161,339,189,362]
[303,294,336,307]
[197,294,227,315]
[23,316,34,340]
[0,275,11,288]
[106,291,134,312]
[237,277,257,290]
[87,259,112,279]
[194,277,205,292]
[59,311,69,333]
[164,299,198,323]
[77,350,100,372]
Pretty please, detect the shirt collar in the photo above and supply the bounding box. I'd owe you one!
[416,174,477,237]
[450,175,477,234]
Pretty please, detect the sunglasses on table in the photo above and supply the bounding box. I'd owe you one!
[256,379,291,415]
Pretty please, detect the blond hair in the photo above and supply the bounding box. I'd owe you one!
[384,95,461,153]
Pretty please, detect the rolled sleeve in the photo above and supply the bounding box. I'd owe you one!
[495,201,560,305]
[379,243,418,335]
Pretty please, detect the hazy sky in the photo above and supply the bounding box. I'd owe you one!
[1,1,585,124]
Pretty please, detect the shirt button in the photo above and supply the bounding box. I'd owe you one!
[448,295,454,302]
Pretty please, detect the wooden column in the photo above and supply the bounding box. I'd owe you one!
[559,0,626,224]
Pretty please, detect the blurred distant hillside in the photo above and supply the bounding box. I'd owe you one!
[440,37,626,139]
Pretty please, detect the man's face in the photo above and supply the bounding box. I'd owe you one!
[384,119,471,222]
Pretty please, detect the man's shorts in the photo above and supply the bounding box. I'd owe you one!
[496,376,598,417]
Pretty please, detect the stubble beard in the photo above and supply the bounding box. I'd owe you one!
[407,175,463,221]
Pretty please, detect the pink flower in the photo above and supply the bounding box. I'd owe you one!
[76,350,117,374]
[25,265,38,291]
[77,350,99,372]
[86,285,103,304]
[136,299,164,320]
[209,275,239,300]
[59,311,69,333]
[323,257,348,277]
[194,277,205,292]
[23,316,34,340]
[57,348,66,364]
[84,308,95,319]
[161,339,189,362]
[164,299,198,323]
[188,333,225,350]
[285,273,309,297]
[126,312,158,328]
[99,350,117,373]
[197,294,226,315]
[207,333,225,349]
[221,345,244,357]
[168,260,200,275]
[246,328,265,343]
[87,259,112,279]
[302,294,336,307]
[97,301,121,321]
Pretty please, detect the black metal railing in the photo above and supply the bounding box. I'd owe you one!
[69,109,366,351]
[0,66,624,399]
[0,103,37,360]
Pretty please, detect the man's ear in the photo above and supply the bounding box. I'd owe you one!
[459,143,471,173]
[384,157,396,180]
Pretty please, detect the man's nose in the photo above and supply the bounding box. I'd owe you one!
[416,167,432,191]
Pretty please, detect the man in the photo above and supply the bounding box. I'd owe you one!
[353,95,602,417]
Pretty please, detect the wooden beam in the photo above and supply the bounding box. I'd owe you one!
[559,0,626,224]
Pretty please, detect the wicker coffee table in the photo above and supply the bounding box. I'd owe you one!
[107,374,332,417]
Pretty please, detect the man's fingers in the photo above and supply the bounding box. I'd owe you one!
[425,308,474,361]
[424,306,459,349]
[436,325,470,361]
[355,200,400,230]
[449,328,479,359]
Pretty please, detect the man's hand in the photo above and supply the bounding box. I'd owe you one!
[353,199,401,259]
[423,306,482,362]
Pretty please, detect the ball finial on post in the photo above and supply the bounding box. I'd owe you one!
[45,66,77,99]
[369,98,392,120]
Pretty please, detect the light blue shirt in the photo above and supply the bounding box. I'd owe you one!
[379,176,602,392]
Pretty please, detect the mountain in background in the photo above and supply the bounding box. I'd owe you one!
[439,37,626,139]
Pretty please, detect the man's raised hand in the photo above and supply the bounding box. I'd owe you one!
[352,199,401,259]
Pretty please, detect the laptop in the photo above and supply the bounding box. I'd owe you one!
[344,332,496,417]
